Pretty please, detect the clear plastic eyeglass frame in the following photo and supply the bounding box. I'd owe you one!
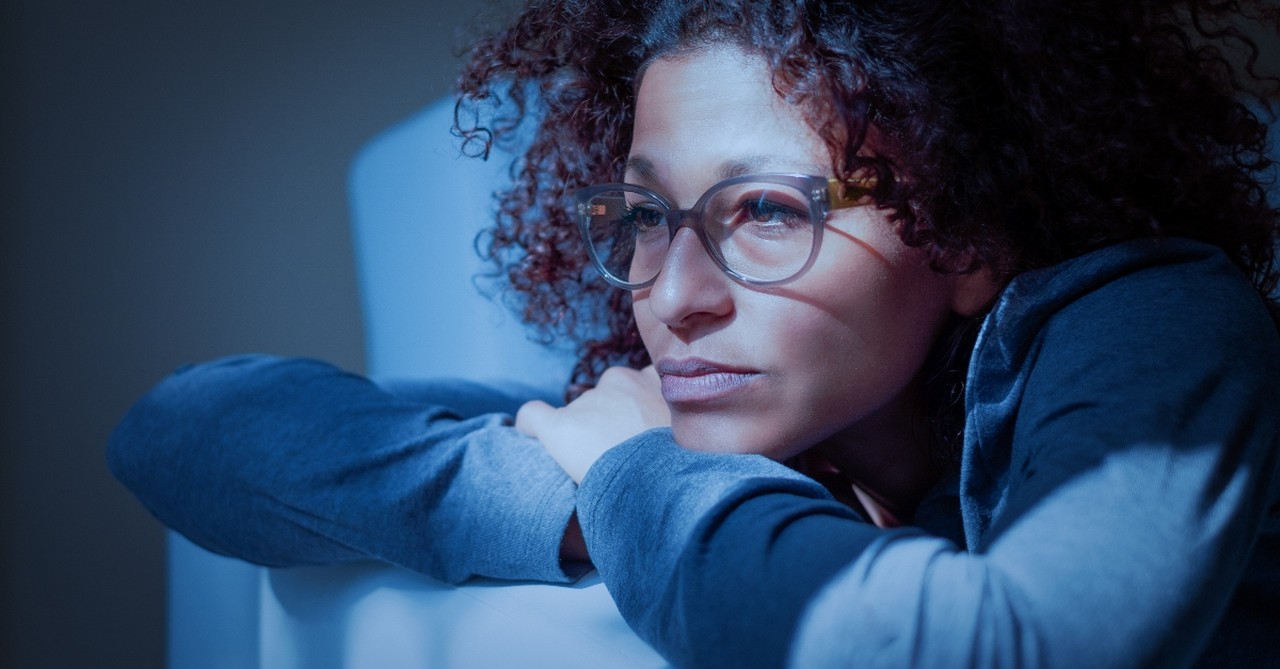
[573,173,872,290]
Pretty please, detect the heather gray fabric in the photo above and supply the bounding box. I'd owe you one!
[109,358,583,584]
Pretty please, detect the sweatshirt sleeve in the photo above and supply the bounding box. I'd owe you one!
[576,249,1280,668]
[107,354,582,584]
[577,432,892,668]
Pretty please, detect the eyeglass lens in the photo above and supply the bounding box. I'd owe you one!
[581,180,817,286]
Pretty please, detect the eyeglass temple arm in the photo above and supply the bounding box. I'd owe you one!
[827,176,876,210]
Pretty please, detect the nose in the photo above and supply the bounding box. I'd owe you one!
[644,225,733,330]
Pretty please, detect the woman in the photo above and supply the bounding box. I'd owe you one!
[111,0,1280,666]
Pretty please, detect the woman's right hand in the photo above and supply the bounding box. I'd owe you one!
[515,365,670,484]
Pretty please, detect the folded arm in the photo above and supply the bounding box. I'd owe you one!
[576,253,1280,668]
[108,354,582,584]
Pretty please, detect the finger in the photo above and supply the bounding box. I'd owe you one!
[514,399,553,437]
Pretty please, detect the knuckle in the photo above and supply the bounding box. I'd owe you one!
[515,400,544,423]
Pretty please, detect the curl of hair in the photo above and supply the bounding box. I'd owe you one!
[455,0,1280,459]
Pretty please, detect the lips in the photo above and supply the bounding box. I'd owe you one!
[655,357,761,405]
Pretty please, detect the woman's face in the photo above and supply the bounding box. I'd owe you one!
[629,45,986,461]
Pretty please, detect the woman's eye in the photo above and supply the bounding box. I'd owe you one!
[621,204,661,225]
[736,198,807,229]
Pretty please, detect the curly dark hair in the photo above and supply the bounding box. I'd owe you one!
[453,0,1280,457]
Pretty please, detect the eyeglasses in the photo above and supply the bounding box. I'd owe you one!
[574,173,872,290]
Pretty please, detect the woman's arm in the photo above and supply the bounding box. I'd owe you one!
[573,242,1280,668]
[107,354,584,583]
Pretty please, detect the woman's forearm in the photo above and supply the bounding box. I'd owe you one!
[108,354,582,584]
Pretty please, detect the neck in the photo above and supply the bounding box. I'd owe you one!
[810,385,941,525]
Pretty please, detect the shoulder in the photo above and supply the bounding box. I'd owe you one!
[976,238,1279,382]
[965,237,1280,484]
[961,238,1280,546]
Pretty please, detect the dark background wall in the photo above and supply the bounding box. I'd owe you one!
[2,1,514,667]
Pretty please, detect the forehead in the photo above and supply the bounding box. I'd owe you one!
[628,45,829,187]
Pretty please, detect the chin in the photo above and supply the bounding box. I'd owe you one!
[670,413,805,461]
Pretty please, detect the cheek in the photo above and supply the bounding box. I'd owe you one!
[632,296,659,350]
[793,255,950,361]
[825,241,955,353]
[766,264,954,435]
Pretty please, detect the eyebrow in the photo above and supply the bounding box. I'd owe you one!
[623,155,661,184]
[623,155,828,186]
